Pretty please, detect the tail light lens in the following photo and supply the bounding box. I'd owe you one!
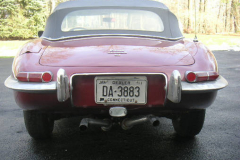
[186,72,197,82]
[16,72,53,82]
[28,73,43,82]
[185,71,219,83]
[208,72,219,81]
[16,72,28,82]
[42,72,52,82]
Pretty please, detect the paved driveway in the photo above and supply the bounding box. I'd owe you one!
[0,51,239,160]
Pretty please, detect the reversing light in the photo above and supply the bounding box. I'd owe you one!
[185,71,219,83]
[16,72,53,82]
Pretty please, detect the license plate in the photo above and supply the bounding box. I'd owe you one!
[95,76,147,104]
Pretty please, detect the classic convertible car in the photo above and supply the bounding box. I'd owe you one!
[5,0,228,139]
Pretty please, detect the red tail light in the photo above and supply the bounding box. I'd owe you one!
[16,72,28,82]
[208,72,219,81]
[16,72,53,82]
[185,71,219,83]
[186,72,197,82]
[28,73,43,82]
[42,72,52,82]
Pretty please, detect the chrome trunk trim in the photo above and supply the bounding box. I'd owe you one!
[42,34,184,41]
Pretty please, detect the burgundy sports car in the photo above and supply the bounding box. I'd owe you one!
[5,0,228,139]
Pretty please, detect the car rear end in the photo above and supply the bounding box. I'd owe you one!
[4,0,228,139]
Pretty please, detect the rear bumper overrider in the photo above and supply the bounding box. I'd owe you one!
[4,70,228,104]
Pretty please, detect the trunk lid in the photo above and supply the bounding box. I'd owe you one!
[40,37,195,67]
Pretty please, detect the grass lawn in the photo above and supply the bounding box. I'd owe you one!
[0,40,29,50]
[184,34,240,46]
[0,56,14,58]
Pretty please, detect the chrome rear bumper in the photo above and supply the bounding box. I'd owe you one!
[5,70,228,103]
[4,75,56,93]
[167,70,228,103]
[181,75,228,93]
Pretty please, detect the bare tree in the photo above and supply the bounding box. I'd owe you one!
[44,0,240,34]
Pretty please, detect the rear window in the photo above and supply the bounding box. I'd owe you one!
[61,9,164,32]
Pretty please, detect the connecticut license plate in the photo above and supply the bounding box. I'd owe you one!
[95,76,147,104]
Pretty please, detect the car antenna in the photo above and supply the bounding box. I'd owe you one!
[193,0,198,42]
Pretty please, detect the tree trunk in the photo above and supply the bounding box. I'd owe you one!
[187,0,192,31]
[216,3,222,33]
[203,0,208,33]
[204,0,207,12]
[51,0,56,13]
[230,0,234,32]
[225,1,228,32]
[232,0,239,33]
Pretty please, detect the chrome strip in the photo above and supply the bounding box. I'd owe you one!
[70,73,168,107]
[42,34,184,41]
[27,73,29,82]
[4,75,56,93]
[181,75,228,93]
[207,72,210,81]
[43,36,183,43]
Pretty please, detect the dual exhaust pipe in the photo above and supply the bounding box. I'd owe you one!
[79,115,159,131]
[79,118,112,131]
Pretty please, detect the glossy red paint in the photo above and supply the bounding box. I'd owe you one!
[20,39,44,55]
[12,38,218,82]
[40,37,195,67]
[14,91,71,110]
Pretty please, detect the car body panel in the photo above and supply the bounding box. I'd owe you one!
[40,37,195,67]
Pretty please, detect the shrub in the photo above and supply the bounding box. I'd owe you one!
[0,0,47,40]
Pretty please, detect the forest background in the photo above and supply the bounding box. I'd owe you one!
[0,0,240,39]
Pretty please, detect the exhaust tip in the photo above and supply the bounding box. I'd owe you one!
[79,125,88,131]
[79,118,89,131]
[152,120,160,127]
[149,116,160,127]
